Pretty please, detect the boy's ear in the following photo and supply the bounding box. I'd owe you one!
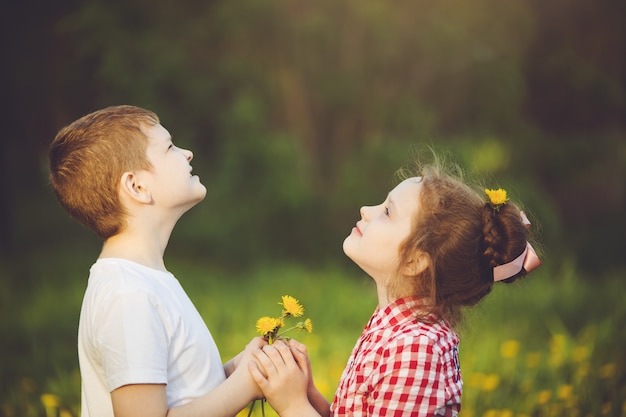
[120,171,152,204]
[401,251,430,276]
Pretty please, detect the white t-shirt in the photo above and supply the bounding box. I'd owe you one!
[78,258,225,417]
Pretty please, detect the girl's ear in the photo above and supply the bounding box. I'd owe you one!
[401,251,431,276]
[119,171,152,204]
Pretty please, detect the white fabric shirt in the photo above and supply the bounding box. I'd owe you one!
[78,258,225,417]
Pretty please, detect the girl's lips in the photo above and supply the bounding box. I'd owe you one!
[353,223,362,236]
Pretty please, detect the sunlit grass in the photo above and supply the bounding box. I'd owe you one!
[2,255,624,417]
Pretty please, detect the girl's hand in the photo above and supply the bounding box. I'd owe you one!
[249,340,315,417]
[287,339,315,394]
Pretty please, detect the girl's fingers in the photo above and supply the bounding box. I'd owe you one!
[252,346,278,377]
[289,338,308,355]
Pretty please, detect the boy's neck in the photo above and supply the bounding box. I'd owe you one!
[100,232,168,272]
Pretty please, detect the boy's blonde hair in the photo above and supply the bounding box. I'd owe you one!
[49,105,159,239]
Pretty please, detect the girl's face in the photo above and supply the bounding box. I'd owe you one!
[343,177,423,285]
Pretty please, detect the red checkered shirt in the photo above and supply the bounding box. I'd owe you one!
[331,296,462,417]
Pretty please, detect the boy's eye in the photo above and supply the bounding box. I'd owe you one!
[384,207,390,216]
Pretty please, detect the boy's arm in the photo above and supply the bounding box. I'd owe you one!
[224,337,267,377]
[112,338,265,417]
[112,367,256,417]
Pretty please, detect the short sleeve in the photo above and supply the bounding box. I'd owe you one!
[94,287,170,391]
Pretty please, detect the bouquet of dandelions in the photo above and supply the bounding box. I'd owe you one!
[256,295,313,344]
[248,295,313,416]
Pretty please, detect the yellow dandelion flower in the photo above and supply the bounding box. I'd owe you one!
[485,188,509,209]
[255,316,283,336]
[481,374,500,392]
[500,340,520,359]
[500,410,513,417]
[557,384,573,400]
[304,318,313,333]
[280,295,304,317]
[537,389,552,404]
[40,394,61,408]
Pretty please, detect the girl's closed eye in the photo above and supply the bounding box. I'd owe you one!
[384,206,390,216]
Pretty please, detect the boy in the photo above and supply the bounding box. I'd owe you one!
[49,105,261,417]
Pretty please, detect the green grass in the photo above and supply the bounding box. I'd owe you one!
[1,251,624,417]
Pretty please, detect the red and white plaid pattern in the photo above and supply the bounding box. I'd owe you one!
[331,297,462,416]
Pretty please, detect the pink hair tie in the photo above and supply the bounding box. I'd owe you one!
[492,211,542,282]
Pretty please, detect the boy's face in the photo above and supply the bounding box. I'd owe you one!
[138,123,207,211]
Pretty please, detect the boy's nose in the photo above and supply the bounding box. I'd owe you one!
[186,149,194,161]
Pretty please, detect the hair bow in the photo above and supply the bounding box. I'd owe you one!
[493,211,541,281]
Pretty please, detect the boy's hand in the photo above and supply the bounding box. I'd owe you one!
[228,337,267,399]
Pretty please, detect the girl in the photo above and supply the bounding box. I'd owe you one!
[249,158,541,417]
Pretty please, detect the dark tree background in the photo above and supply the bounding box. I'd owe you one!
[1,0,624,281]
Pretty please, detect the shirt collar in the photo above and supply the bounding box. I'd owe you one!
[365,296,426,333]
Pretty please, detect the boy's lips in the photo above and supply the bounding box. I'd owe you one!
[353,222,363,236]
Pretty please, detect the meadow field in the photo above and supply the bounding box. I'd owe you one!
[1,247,624,417]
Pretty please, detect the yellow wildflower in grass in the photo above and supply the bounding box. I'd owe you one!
[40,394,61,408]
[499,410,513,417]
[557,384,573,400]
[500,340,520,359]
[481,374,500,392]
[485,188,509,210]
[280,295,304,317]
[537,390,552,405]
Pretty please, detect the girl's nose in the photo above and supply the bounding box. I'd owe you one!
[185,149,193,161]
[360,206,369,220]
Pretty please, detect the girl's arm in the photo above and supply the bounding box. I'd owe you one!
[287,339,331,417]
